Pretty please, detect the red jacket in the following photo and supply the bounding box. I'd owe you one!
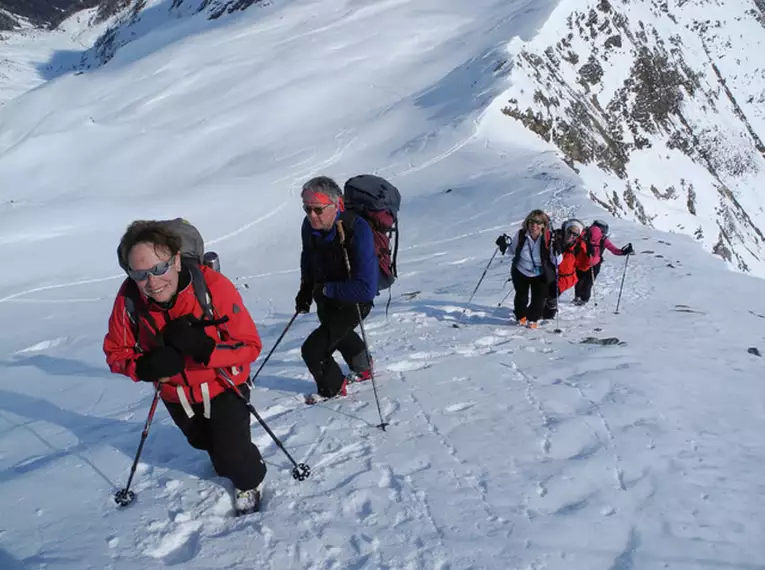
[559,237,585,292]
[103,266,262,405]
[586,226,624,265]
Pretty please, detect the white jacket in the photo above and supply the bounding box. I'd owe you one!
[508,230,562,278]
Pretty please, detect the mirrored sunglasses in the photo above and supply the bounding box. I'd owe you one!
[303,204,333,215]
[128,259,173,282]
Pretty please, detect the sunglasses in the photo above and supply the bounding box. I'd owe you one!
[128,259,174,282]
[567,229,582,237]
[303,204,334,215]
[529,219,546,226]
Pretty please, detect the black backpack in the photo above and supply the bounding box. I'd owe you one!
[342,175,401,291]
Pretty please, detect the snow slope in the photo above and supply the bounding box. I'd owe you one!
[0,0,764,568]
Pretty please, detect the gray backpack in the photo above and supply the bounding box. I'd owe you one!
[117,218,216,273]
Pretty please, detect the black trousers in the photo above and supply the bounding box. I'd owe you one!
[575,261,602,302]
[301,300,371,398]
[164,384,266,491]
[511,268,548,323]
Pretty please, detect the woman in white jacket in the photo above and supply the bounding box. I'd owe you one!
[501,210,561,328]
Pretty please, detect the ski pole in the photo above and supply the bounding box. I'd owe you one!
[554,265,562,334]
[497,284,513,307]
[337,221,389,431]
[614,254,630,314]
[248,312,299,387]
[454,247,499,328]
[590,266,598,307]
[115,386,161,507]
[218,369,310,481]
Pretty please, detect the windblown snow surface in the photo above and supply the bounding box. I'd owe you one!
[0,0,763,569]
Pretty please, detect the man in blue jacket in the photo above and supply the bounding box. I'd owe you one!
[296,176,378,400]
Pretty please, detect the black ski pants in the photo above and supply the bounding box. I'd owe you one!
[575,261,602,302]
[301,300,371,398]
[164,384,266,491]
[511,268,548,323]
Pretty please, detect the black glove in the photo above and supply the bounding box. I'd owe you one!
[621,243,634,255]
[551,230,564,256]
[135,346,185,382]
[162,316,216,365]
[295,288,312,314]
[495,234,510,255]
[312,282,326,303]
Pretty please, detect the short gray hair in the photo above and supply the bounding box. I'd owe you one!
[301,176,342,202]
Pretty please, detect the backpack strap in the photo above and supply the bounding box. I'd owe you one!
[511,229,526,269]
[123,279,162,351]
[583,228,595,257]
[336,211,358,276]
[337,211,357,242]
[184,259,215,320]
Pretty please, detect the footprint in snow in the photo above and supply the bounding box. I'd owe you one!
[388,360,431,372]
[456,345,493,357]
[144,520,202,564]
[445,402,476,413]
[409,350,453,360]
[474,335,504,347]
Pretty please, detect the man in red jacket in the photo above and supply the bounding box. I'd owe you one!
[103,221,265,514]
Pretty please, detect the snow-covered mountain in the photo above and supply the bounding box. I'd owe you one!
[0,0,259,31]
[0,0,764,569]
[494,0,765,277]
[0,1,100,31]
[0,0,270,106]
[80,0,270,69]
